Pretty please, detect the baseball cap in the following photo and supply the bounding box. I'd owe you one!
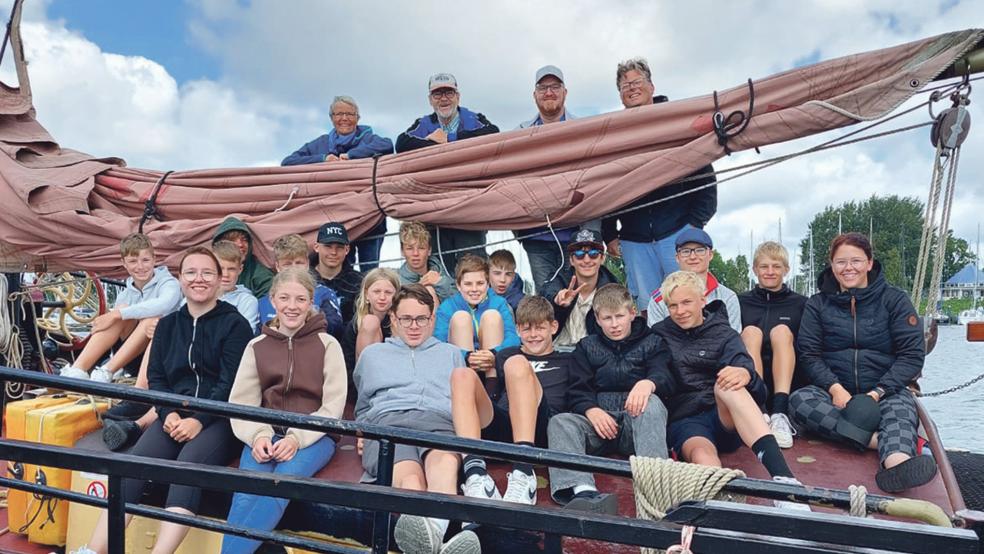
[567,227,605,252]
[835,394,881,451]
[675,228,714,249]
[428,73,458,92]
[317,222,350,245]
[535,65,565,84]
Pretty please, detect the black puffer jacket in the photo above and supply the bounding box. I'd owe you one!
[147,300,253,426]
[567,318,675,415]
[652,300,764,421]
[738,284,807,336]
[540,263,620,339]
[797,262,924,396]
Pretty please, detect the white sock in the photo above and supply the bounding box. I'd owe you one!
[428,517,449,537]
[573,484,597,495]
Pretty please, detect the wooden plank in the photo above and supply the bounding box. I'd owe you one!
[967,321,984,342]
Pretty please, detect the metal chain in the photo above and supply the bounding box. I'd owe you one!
[918,371,984,397]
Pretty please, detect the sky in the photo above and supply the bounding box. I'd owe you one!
[2,0,984,279]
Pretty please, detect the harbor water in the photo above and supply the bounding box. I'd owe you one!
[919,325,984,453]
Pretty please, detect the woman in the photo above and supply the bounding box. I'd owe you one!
[340,268,400,372]
[222,268,347,553]
[790,233,936,492]
[76,246,253,554]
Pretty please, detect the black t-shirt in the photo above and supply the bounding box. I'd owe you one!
[491,346,572,415]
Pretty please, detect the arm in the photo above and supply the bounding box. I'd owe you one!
[433,299,453,342]
[227,343,275,446]
[494,299,521,351]
[434,272,457,302]
[647,297,668,327]
[318,288,345,337]
[566,345,599,415]
[147,320,175,421]
[725,292,742,333]
[353,350,371,421]
[281,136,330,166]
[395,119,436,153]
[118,277,182,320]
[288,337,349,448]
[346,128,394,159]
[877,292,926,395]
[242,295,260,335]
[720,333,763,393]
[685,164,717,228]
[193,316,253,427]
[644,337,677,400]
[796,297,840,391]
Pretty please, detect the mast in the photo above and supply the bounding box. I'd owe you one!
[809,228,815,295]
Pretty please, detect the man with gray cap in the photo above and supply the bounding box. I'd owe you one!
[396,73,500,272]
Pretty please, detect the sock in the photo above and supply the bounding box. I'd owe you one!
[572,484,597,497]
[462,455,487,480]
[772,393,790,416]
[428,517,449,537]
[752,435,794,478]
[513,441,535,476]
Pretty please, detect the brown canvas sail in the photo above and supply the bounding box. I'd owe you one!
[1,25,981,273]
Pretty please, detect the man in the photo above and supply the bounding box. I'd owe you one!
[602,57,718,311]
[282,96,394,272]
[310,222,364,327]
[541,228,619,350]
[396,73,499,273]
[647,228,741,332]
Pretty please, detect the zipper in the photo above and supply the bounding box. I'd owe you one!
[188,317,200,397]
[850,295,859,393]
[283,336,295,410]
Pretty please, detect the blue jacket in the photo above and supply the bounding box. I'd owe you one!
[501,275,526,313]
[434,291,520,355]
[395,107,499,152]
[282,125,393,165]
[257,284,344,338]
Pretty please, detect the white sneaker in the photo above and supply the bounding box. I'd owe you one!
[461,473,501,501]
[439,529,482,554]
[772,476,812,512]
[770,413,796,449]
[502,469,537,505]
[60,366,90,380]
[69,547,97,554]
[394,514,443,554]
[89,366,113,383]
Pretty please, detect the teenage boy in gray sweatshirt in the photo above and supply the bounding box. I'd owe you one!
[354,284,479,554]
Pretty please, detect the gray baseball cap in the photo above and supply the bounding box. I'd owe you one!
[535,65,564,84]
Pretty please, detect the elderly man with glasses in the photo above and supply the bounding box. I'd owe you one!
[601,57,719,312]
[396,73,500,274]
[646,228,742,332]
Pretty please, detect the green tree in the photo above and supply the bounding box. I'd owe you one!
[710,252,751,293]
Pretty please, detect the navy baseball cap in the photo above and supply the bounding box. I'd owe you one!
[675,228,713,249]
[317,222,350,245]
[567,227,605,252]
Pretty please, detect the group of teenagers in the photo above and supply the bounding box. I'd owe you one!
[64,56,936,554]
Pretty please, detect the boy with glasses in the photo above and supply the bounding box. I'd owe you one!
[646,228,741,332]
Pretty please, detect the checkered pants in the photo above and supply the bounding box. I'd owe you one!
[789,385,918,463]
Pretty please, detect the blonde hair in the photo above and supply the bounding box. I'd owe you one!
[267,267,317,329]
[354,268,401,328]
[753,241,790,269]
[592,283,634,314]
[211,240,243,265]
[399,221,431,248]
[660,271,705,304]
[120,233,153,258]
[272,234,309,263]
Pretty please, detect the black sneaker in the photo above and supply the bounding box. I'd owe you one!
[102,419,142,451]
[563,490,618,515]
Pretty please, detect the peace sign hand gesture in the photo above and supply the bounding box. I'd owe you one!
[554,276,588,307]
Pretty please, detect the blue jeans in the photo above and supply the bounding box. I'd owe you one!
[521,240,567,294]
[221,436,336,554]
[621,225,693,311]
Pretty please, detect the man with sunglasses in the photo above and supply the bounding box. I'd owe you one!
[646,228,741,332]
[602,57,718,311]
[396,73,500,273]
[541,228,619,349]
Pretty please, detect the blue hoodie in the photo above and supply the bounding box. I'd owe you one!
[434,291,520,355]
[281,125,394,165]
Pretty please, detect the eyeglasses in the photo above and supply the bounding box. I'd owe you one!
[677,247,709,257]
[430,89,457,100]
[618,78,649,92]
[331,111,358,119]
[396,315,431,328]
[832,258,869,270]
[535,83,563,94]
[181,269,219,282]
[572,249,602,260]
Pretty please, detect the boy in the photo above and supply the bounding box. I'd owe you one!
[396,220,456,303]
[547,284,672,514]
[61,233,182,382]
[258,234,344,337]
[355,284,479,554]
[651,271,807,508]
[212,216,275,298]
[310,222,364,327]
[450,295,572,505]
[647,228,741,332]
[212,240,260,333]
[488,249,526,312]
[738,241,808,447]
[434,254,520,377]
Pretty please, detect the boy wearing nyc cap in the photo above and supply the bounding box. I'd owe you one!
[646,228,742,332]
[311,222,364,327]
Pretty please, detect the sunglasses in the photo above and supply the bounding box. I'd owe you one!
[572,249,602,260]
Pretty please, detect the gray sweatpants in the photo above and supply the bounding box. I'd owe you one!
[547,394,668,502]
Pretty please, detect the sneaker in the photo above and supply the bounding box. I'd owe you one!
[771,476,812,512]
[769,413,796,449]
[69,547,97,554]
[461,473,501,501]
[102,419,142,451]
[563,490,618,515]
[439,529,482,554]
[394,514,443,554]
[89,366,113,383]
[502,469,537,505]
[60,366,90,380]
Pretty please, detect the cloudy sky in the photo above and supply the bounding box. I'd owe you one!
[2,0,983,277]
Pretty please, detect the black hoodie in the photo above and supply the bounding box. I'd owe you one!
[147,300,253,426]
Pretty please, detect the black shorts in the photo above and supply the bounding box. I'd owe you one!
[668,408,742,457]
[481,397,553,448]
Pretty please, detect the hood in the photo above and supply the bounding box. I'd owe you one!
[817,259,887,303]
[597,316,650,349]
[212,216,254,249]
[383,335,442,351]
[262,311,326,341]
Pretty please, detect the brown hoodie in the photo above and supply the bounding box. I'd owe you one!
[229,311,347,449]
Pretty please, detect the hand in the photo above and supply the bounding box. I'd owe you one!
[324,154,340,162]
[468,350,495,374]
[419,270,441,287]
[169,417,203,443]
[338,153,350,160]
[271,435,299,462]
[716,366,751,391]
[162,411,182,434]
[625,380,656,417]
[585,407,618,440]
[606,239,621,258]
[357,437,364,455]
[554,276,588,308]
[91,309,122,333]
[866,390,881,403]
[144,317,160,340]
[829,384,852,408]
[425,128,448,144]
[251,436,274,463]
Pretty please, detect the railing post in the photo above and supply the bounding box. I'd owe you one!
[107,474,126,554]
[371,439,395,554]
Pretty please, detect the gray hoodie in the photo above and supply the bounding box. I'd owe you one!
[116,266,182,320]
[354,336,464,424]
[221,285,260,334]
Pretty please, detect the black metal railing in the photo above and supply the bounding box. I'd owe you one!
[0,367,979,554]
